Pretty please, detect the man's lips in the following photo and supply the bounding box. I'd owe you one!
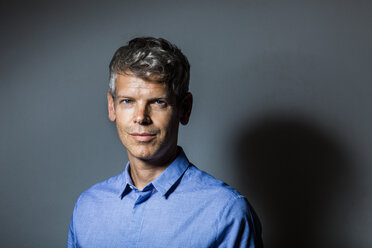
[130,133,156,142]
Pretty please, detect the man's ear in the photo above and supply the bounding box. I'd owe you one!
[107,91,116,122]
[179,92,193,125]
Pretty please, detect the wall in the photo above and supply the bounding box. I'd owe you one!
[1,0,371,247]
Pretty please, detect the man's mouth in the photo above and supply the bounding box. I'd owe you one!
[130,133,156,142]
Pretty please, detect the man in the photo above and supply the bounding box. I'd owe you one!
[68,37,263,247]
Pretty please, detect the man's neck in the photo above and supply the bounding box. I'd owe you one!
[127,147,178,191]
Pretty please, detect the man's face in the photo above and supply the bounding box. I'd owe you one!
[107,73,186,164]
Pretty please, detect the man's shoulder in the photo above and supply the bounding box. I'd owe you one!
[182,164,247,205]
[75,172,123,207]
[182,165,262,246]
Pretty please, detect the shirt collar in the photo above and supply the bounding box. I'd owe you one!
[119,163,134,199]
[120,147,190,199]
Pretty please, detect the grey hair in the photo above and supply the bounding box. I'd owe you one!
[109,37,190,101]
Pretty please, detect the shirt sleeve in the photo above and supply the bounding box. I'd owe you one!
[67,198,79,248]
[215,196,263,248]
[67,216,76,248]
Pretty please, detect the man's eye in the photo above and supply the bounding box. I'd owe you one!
[121,99,133,104]
[155,100,166,105]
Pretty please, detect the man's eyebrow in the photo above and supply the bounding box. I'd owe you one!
[115,95,170,100]
[148,96,170,100]
[115,95,131,99]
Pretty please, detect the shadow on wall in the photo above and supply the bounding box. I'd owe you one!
[233,113,356,248]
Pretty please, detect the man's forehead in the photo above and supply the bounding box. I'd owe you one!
[116,74,165,88]
[115,74,173,98]
[118,70,163,83]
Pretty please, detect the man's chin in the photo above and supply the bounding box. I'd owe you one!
[125,143,177,165]
[127,147,157,161]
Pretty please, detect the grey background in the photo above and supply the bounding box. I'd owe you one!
[0,0,371,247]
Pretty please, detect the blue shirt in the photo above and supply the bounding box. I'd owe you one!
[68,149,263,248]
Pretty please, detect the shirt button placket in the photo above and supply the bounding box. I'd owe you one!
[128,189,153,247]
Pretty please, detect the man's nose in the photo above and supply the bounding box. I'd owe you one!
[134,104,152,125]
